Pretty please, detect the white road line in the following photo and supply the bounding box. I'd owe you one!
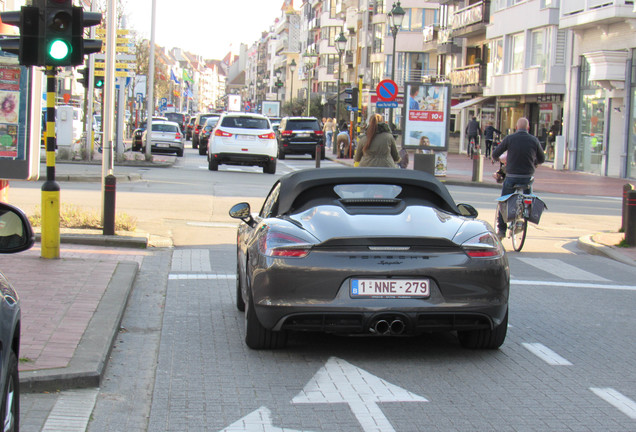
[518,258,609,281]
[522,343,573,366]
[186,221,238,228]
[41,389,99,431]
[511,279,636,291]
[171,249,212,272]
[590,388,636,419]
[169,273,236,280]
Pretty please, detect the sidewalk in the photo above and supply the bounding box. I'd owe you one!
[8,150,634,394]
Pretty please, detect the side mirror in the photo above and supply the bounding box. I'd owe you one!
[229,202,255,226]
[0,203,35,254]
[457,203,478,218]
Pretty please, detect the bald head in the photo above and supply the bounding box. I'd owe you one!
[516,117,529,131]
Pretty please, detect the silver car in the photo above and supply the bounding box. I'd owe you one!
[142,120,185,157]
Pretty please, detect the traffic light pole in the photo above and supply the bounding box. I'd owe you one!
[41,66,60,259]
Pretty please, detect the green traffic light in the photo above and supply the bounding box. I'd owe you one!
[48,39,71,61]
[95,78,104,88]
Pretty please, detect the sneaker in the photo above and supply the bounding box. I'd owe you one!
[497,230,506,240]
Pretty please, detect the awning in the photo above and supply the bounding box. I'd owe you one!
[450,96,493,113]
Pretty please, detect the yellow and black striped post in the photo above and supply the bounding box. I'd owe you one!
[356,76,363,138]
[41,66,60,259]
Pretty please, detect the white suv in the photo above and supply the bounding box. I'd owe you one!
[207,113,278,174]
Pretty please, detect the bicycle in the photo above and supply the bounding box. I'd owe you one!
[496,177,546,252]
[467,135,480,159]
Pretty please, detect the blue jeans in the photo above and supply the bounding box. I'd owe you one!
[497,176,532,233]
[326,132,334,151]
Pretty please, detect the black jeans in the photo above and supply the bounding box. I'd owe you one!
[497,175,532,233]
[485,139,493,157]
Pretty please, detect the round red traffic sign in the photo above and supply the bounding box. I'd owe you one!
[376,79,398,102]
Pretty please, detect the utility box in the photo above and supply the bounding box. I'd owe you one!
[55,105,82,147]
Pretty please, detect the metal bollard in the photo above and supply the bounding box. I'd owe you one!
[471,154,483,182]
[626,190,636,247]
[103,174,116,236]
[622,183,634,232]
[315,145,321,168]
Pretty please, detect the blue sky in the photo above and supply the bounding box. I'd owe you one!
[126,0,286,60]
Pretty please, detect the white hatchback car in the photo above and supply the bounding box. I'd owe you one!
[207,113,277,174]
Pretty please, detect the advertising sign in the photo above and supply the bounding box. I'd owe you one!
[228,94,241,112]
[0,54,42,181]
[401,82,451,151]
[261,101,280,118]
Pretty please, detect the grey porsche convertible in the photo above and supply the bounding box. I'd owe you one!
[230,168,509,350]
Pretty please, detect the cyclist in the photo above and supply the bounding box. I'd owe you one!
[466,116,481,157]
[483,121,501,158]
[492,117,545,239]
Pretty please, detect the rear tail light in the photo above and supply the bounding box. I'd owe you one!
[195,126,201,133]
[258,230,312,258]
[461,232,504,258]
[175,132,181,140]
[258,132,276,139]
[281,130,292,137]
[314,130,324,136]
[523,198,533,205]
[215,129,233,137]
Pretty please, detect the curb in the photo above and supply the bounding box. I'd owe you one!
[35,232,150,249]
[577,235,636,267]
[20,261,139,392]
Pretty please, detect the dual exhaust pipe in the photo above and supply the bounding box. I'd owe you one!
[370,319,405,335]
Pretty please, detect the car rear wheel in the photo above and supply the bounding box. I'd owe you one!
[192,137,198,149]
[208,158,218,171]
[176,149,184,157]
[263,159,276,174]
[457,309,508,349]
[278,150,285,160]
[0,351,19,432]
[245,287,287,349]
[198,144,207,156]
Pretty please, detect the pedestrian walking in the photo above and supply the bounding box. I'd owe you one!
[483,122,501,158]
[323,118,336,153]
[336,122,351,158]
[491,117,545,239]
[354,114,400,168]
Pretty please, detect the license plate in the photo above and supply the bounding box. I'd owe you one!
[236,134,255,141]
[351,279,430,298]
[297,132,310,137]
[156,143,170,148]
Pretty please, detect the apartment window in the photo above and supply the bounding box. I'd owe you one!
[404,9,424,31]
[329,0,337,18]
[372,62,384,86]
[530,30,544,67]
[423,8,439,26]
[373,23,384,54]
[324,54,338,74]
[510,32,525,72]
[492,38,504,75]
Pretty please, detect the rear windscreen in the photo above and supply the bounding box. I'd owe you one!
[286,120,319,130]
[152,124,178,132]
[165,113,182,122]
[221,117,270,129]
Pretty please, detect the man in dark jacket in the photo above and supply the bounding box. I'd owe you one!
[483,122,501,158]
[492,117,545,239]
[465,117,481,155]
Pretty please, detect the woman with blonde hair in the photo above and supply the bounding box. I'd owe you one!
[354,114,400,167]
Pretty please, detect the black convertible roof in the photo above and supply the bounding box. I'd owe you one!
[276,168,460,215]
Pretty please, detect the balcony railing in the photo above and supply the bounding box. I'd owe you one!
[448,64,485,86]
[451,1,485,30]
[438,28,453,44]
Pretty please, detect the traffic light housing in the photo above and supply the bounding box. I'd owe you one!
[0,6,42,66]
[344,87,358,108]
[43,0,102,67]
[78,66,89,88]
[94,74,104,89]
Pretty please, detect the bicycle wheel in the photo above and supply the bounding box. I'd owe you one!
[510,217,528,252]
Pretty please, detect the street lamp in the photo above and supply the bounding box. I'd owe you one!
[388,1,405,126]
[289,59,296,115]
[335,30,347,154]
[303,50,318,116]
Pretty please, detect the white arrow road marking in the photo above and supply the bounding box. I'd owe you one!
[522,343,573,366]
[517,258,608,281]
[220,406,311,432]
[590,388,636,419]
[292,357,427,432]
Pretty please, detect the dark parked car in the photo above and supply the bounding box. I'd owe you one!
[185,116,196,140]
[192,113,220,149]
[198,116,220,156]
[277,116,325,160]
[230,168,509,350]
[0,202,36,432]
